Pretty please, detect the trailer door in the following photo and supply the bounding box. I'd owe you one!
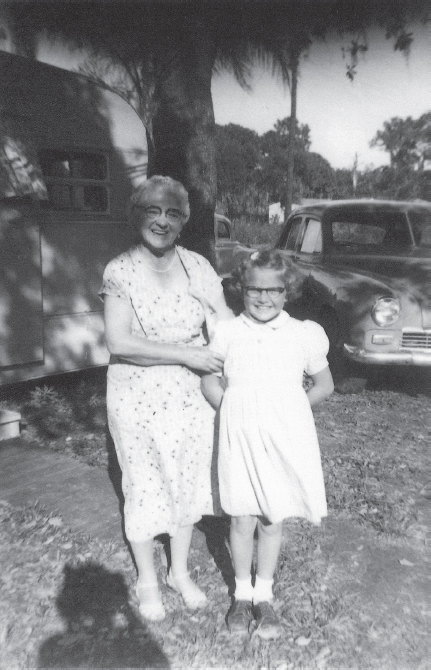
[0,199,44,367]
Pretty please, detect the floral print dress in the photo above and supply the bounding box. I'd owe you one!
[99,246,223,543]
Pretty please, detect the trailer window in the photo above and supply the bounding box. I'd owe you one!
[39,150,109,213]
[0,136,48,200]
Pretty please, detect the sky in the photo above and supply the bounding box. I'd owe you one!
[37,22,430,172]
[212,24,430,170]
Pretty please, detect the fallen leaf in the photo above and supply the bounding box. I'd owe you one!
[21,520,38,531]
[48,517,63,528]
[314,646,331,661]
[296,636,311,646]
[60,542,73,550]
[36,587,56,599]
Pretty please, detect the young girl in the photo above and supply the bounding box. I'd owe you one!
[201,250,334,639]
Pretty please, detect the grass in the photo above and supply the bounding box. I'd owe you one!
[0,370,429,668]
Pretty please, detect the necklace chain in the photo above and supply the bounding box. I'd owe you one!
[140,248,178,273]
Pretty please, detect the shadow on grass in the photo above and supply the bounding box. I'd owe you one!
[365,365,431,397]
[38,562,169,669]
[105,428,130,550]
[334,362,431,396]
[195,515,235,596]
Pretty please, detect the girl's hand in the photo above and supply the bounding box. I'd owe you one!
[180,346,224,373]
[307,366,334,407]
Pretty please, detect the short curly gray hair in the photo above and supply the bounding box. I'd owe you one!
[129,176,190,229]
[232,249,303,302]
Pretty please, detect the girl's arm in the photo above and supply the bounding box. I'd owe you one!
[306,366,334,408]
[201,374,225,409]
[104,294,224,373]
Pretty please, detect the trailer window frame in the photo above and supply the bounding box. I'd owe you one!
[38,148,111,216]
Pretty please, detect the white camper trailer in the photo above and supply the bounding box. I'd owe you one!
[0,51,147,384]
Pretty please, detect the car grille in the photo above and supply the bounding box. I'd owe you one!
[401,331,431,349]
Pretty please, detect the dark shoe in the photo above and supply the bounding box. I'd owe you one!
[226,599,254,633]
[252,601,282,640]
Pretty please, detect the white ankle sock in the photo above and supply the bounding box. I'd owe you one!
[253,575,274,603]
[234,576,253,601]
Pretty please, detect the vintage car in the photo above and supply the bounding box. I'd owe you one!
[213,213,247,278]
[276,200,431,368]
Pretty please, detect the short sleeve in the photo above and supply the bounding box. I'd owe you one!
[98,256,131,303]
[209,320,231,377]
[210,320,231,357]
[302,320,330,375]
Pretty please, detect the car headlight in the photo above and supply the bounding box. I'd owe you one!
[371,297,401,327]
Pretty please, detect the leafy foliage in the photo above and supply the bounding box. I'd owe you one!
[4,0,428,258]
[26,386,75,438]
[356,112,431,200]
[216,117,338,222]
[216,110,430,220]
[370,113,430,169]
[233,216,282,247]
[0,371,108,465]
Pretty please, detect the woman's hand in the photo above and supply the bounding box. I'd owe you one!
[104,295,225,371]
[180,346,224,373]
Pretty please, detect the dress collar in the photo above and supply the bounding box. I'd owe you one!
[240,310,289,331]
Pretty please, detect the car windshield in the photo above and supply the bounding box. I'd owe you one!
[329,211,415,253]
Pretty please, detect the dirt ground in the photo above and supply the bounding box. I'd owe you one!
[0,366,429,668]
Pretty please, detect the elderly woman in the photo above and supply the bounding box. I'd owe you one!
[99,176,232,621]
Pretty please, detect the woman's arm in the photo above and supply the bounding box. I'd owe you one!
[104,294,224,373]
[306,366,334,408]
[201,374,225,409]
[213,292,235,321]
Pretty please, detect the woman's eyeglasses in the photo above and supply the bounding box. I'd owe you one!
[136,205,185,224]
[244,287,286,298]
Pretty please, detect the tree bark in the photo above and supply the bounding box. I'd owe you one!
[285,56,298,220]
[150,23,217,263]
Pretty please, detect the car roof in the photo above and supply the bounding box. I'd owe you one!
[290,199,431,218]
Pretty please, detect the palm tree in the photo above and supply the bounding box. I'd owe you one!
[3,0,427,259]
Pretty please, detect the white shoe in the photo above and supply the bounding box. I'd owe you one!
[166,571,208,609]
[135,580,165,621]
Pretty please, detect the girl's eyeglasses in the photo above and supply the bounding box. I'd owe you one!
[244,287,286,299]
[136,205,185,224]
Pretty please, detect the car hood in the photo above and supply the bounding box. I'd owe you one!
[326,253,431,303]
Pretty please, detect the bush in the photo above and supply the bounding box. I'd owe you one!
[233,216,283,247]
[26,386,75,438]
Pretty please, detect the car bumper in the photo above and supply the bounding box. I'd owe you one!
[343,344,431,366]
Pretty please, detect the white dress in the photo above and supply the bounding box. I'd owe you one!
[99,246,223,543]
[211,311,329,525]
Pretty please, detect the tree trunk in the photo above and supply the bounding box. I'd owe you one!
[150,25,217,263]
[285,57,298,220]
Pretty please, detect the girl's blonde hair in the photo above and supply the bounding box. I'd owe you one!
[232,249,303,302]
[128,176,190,231]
